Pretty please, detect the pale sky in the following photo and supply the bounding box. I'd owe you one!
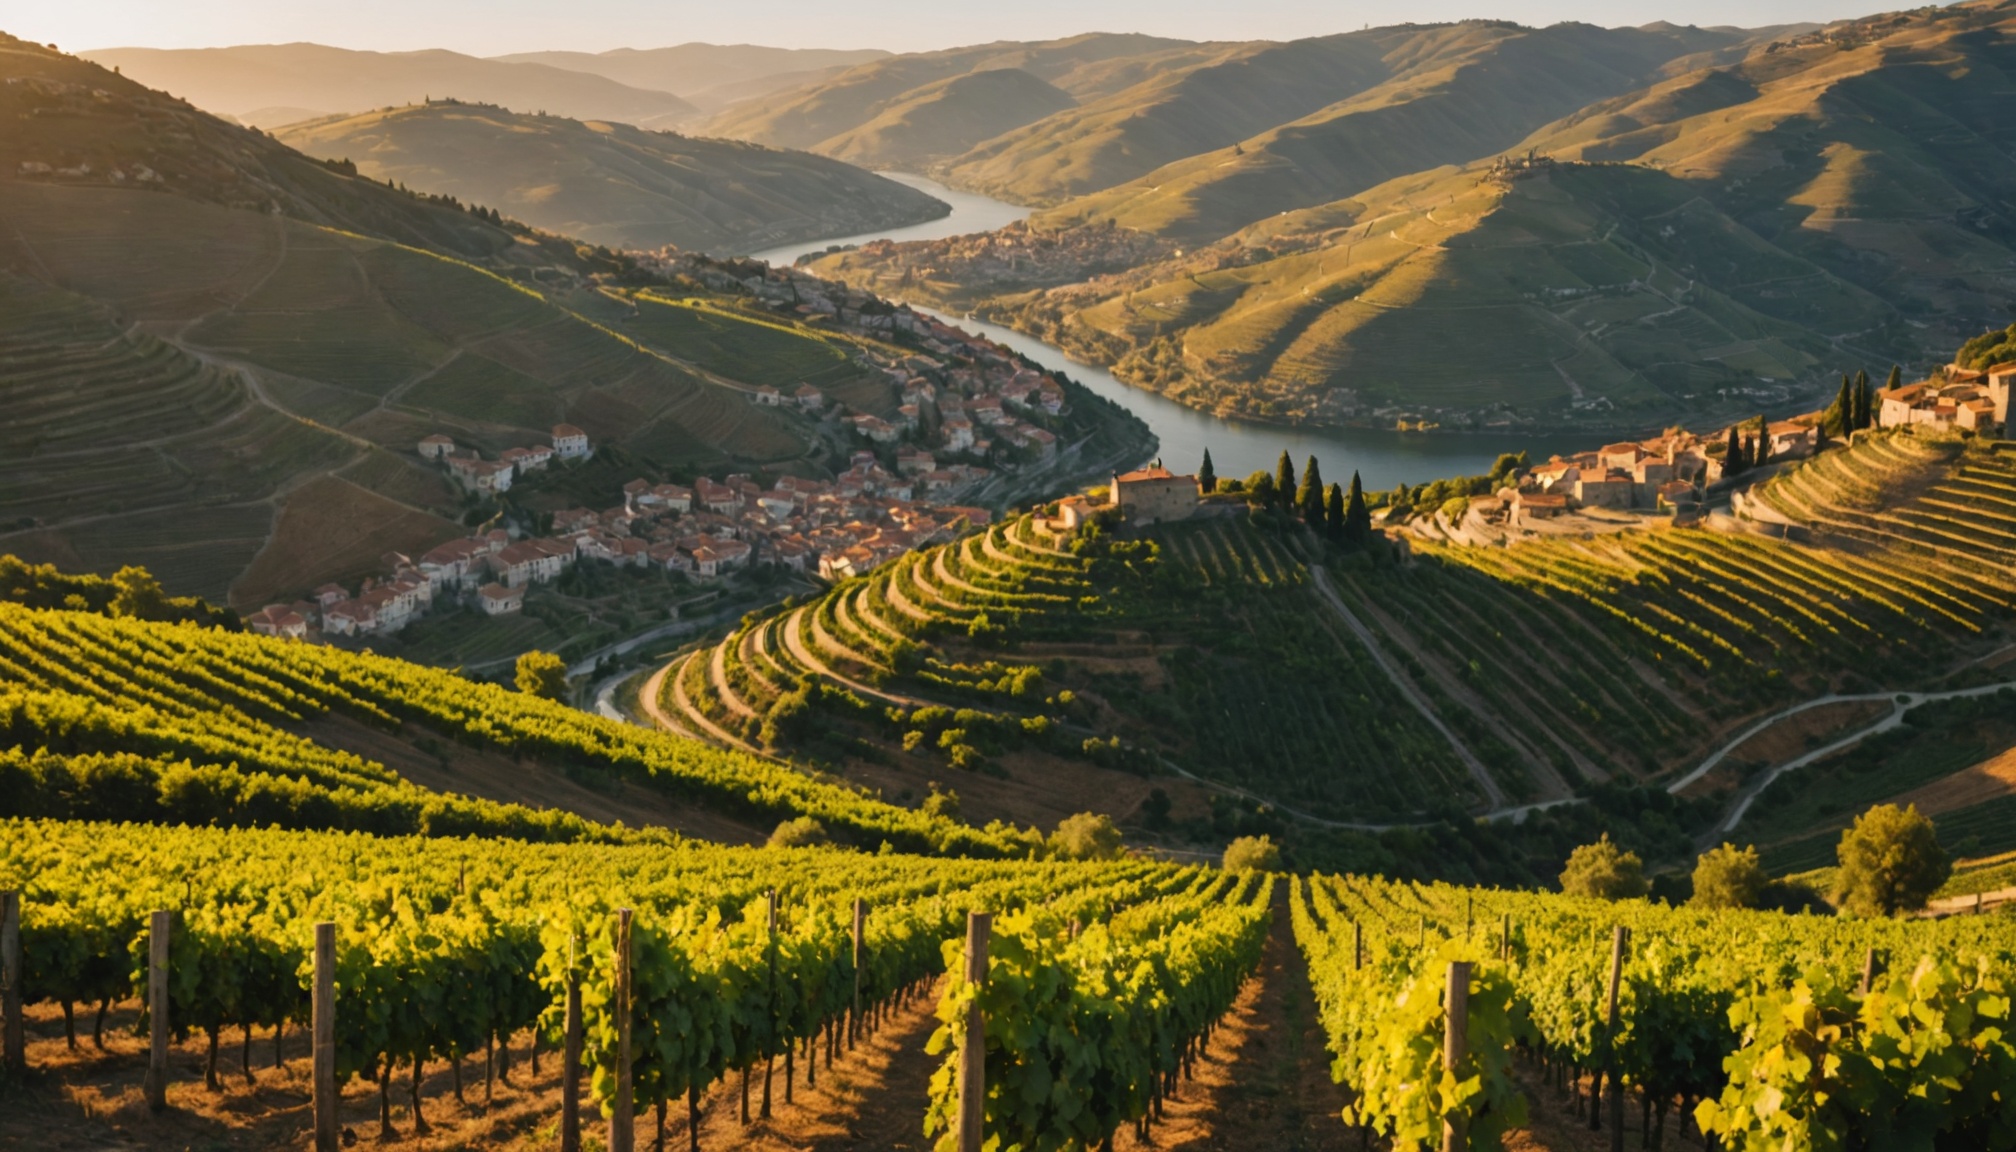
[23,0,1901,57]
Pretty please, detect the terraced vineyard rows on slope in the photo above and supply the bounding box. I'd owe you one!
[664,431,2015,833]
[661,514,1503,825]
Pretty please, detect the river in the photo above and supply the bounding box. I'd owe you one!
[749,174,1588,493]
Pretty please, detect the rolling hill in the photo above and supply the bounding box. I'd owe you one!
[702,33,1199,166]
[822,159,1880,427]
[491,44,890,110]
[657,431,2016,848]
[0,34,1025,609]
[82,42,700,129]
[798,4,2016,433]
[275,101,949,254]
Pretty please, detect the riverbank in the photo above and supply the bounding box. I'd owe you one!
[750,174,1604,492]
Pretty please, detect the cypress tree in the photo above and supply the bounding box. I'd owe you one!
[1724,425,1744,477]
[1829,375,1852,435]
[1885,364,1902,391]
[1343,471,1371,543]
[1326,482,1346,539]
[1855,370,1874,430]
[1198,449,1216,494]
[1814,416,1830,453]
[1753,419,1771,467]
[1297,456,1324,522]
[1275,452,1296,510]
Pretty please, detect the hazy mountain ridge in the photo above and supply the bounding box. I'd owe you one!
[702,33,1200,165]
[84,42,701,129]
[490,44,890,109]
[277,101,949,254]
[0,35,831,602]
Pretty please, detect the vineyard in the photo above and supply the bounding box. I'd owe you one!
[660,434,2016,835]
[658,514,1498,825]
[0,818,1262,1151]
[0,600,1008,855]
[1292,871,2016,1150]
[6,818,2013,1151]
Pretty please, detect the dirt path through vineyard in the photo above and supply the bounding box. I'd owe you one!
[1103,892,1358,1151]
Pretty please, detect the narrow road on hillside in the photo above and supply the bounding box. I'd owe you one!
[1308,565,1507,809]
[1697,681,2016,834]
[1667,681,2016,795]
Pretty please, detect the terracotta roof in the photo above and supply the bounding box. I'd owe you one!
[1115,466,1186,483]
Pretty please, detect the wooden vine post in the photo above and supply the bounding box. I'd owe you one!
[1,890,22,1074]
[561,967,583,1152]
[144,909,171,1111]
[1500,913,1511,962]
[1860,948,1882,996]
[1443,960,1470,1152]
[1596,925,1628,1149]
[313,922,337,1152]
[609,909,634,1152]
[762,889,778,1118]
[1351,919,1363,971]
[850,898,865,1049]
[957,912,991,1152]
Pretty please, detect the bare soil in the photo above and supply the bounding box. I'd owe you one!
[832,743,1218,834]
[1892,744,2016,815]
[1724,700,1891,768]
[0,990,942,1152]
[230,474,462,611]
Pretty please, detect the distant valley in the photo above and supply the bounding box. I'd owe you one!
[713,7,2016,435]
[276,101,948,254]
[0,33,1146,616]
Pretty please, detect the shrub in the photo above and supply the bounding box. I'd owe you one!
[1560,834,1649,900]
[1049,812,1123,861]
[1834,803,1950,917]
[1222,835,1281,873]
[1690,842,1767,909]
[766,816,829,848]
[922,786,961,820]
[514,651,568,701]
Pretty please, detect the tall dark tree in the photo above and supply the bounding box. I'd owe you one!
[1274,452,1297,511]
[1814,415,1830,453]
[1325,482,1346,539]
[1753,421,1771,468]
[1723,425,1744,477]
[1828,375,1852,435]
[1342,471,1371,543]
[1197,449,1217,494]
[1297,456,1325,522]
[1854,369,1873,431]
[1885,364,1902,391]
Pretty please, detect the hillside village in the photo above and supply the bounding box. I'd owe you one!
[244,426,994,640]
[643,248,1075,464]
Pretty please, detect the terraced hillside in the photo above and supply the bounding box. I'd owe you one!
[658,513,1518,827]
[662,432,2016,830]
[0,36,1138,609]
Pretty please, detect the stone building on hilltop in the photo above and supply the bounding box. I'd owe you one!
[1109,464,1200,526]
